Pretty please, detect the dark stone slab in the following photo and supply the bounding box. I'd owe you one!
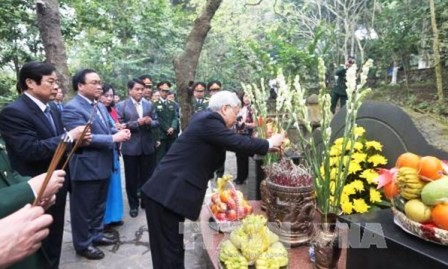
[339,209,448,269]
[330,101,448,167]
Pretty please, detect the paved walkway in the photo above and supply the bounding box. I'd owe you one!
[60,151,256,269]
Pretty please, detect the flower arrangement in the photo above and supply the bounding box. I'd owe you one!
[289,58,374,217]
[328,126,388,214]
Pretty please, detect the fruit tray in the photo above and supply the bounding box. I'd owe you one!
[208,206,242,233]
[392,207,448,246]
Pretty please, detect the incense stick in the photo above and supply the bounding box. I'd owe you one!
[33,135,70,206]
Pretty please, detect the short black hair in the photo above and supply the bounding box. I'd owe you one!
[192,81,206,91]
[207,80,222,90]
[72,68,97,92]
[127,78,145,90]
[19,61,56,92]
[139,74,152,81]
[157,81,172,89]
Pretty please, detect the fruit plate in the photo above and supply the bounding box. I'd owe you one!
[392,207,448,246]
[218,261,288,269]
[208,206,242,233]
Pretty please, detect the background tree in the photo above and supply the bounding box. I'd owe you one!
[174,0,223,129]
[36,0,71,94]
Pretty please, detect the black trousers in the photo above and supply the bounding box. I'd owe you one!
[157,137,176,162]
[144,195,185,269]
[41,178,68,269]
[123,154,156,210]
[70,179,109,251]
[330,91,348,114]
[235,152,250,182]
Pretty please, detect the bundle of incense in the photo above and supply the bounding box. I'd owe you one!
[33,134,72,206]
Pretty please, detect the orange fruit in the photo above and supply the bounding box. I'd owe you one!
[395,152,420,169]
[418,156,443,181]
[383,180,400,200]
[431,203,448,230]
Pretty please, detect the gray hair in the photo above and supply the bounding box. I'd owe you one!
[207,90,241,112]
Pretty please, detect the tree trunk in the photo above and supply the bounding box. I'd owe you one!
[36,0,71,97]
[428,0,444,104]
[173,0,223,130]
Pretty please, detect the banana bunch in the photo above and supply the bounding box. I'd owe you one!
[255,242,289,269]
[230,227,248,249]
[396,167,426,200]
[240,235,269,263]
[242,215,267,235]
[219,240,248,269]
[217,174,233,193]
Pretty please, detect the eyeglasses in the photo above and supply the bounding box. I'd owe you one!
[85,80,102,86]
[209,88,221,91]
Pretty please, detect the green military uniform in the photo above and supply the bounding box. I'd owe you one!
[154,99,179,161]
[330,66,348,114]
[0,138,48,269]
[193,97,209,113]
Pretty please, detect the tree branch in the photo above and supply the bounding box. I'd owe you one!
[244,0,263,7]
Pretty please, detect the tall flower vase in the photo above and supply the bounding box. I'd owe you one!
[312,212,341,269]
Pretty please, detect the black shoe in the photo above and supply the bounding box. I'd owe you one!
[93,236,117,246]
[130,208,138,218]
[102,231,118,240]
[76,245,105,260]
[107,220,124,227]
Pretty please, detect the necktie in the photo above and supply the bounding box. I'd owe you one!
[44,106,57,134]
[135,102,143,118]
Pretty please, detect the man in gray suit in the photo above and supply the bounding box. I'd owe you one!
[62,69,131,260]
[116,78,159,218]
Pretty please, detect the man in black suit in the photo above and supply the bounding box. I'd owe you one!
[142,91,285,268]
[0,61,86,269]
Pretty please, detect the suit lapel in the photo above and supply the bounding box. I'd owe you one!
[21,95,56,137]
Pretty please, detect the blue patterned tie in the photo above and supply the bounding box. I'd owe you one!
[44,106,57,134]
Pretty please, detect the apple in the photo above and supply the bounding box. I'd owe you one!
[226,209,237,221]
[215,212,226,221]
[226,198,237,210]
[217,202,227,213]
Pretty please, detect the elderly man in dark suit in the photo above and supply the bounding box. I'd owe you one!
[0,61,87,269]
[62,69,131,260]
[142,90,285,268]
[116,78,159,218]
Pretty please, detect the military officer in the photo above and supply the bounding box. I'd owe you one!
[154,81,179,161]
[192,81,208,113]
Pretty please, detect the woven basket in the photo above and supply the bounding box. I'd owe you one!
[392,207,448,245]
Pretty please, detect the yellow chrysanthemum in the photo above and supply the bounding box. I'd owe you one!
[360,169,379,185]
[343,184,356,195]
[353,126,365,137]
[353,198,370,213]
[365,140,383,151]
[348,162,362,175]
[340,191,350,203]
[341,201,354,214]
[330,145,342,156]
[369,188,382,203]
[353,142,364,151]
[368,154,388,166]
[334,137,344,145]
[352,152,367,163]
[351,180,365,192]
